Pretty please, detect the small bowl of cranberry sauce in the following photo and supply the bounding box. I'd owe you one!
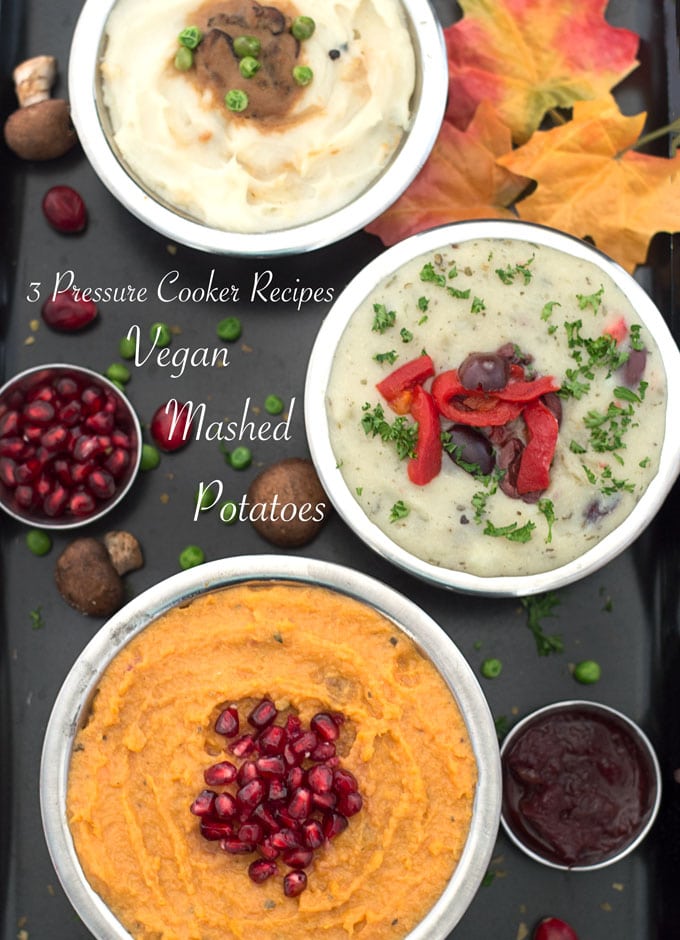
[0,364,141,528]
[500,700,661,871]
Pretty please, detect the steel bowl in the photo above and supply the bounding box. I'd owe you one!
[0,363,141,529]
[68,0,447,255]
[40,555,501,940]
[499,700,662,871]
[304,219,680,596]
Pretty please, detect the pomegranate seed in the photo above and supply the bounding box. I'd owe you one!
[307,764,334,794]
[236,778,266,813]
[43,485,69,517]
[275,808,300,830]
[42,290,97,332]
[58,400,82,426]
[332,769,358,797]
[204,760,237,786]
[73,434,104,462]
[42,185,88,233]
[15,458,41,484]
[284,715,303,741]
[257,724,287,755]
[214,792,238,818]
[81,387,105,414]
[267,778,288,802]
[53,459,72,486]
[310,742,336,762]
[337,791,363,817]
[256,756,286,779]
[236,761,260,787]
[201,819,234,841]
[69,490,96,516]
[287,787,312,820]
[190,789,217,817]
[0,438,28,459]
[533,917,579,940]
[238,822,263,844]
[149,400,193,452]
[229,733,257,758]
[282,847,313,869]
[70,459,96,486]
[215,705,239,737]
[301,819,324,850]
[258,837,281,860]
[35,473,52,498]
[85,411,114,434]
[0,457,17,487]
[290,732,318,760]
[54,376,79,399]
[104,447,130,478]
[248,859,278,883]
[0,410,20,437]
[248,698,278,730]
[23,400,54,425]
[26,384,56,403]
[322,812,348,840]
[221,838,255,854]
[270,828,302,851]
[311,791,337,813]
[283,871,307,897]
[88,469,116,499]
[40,425,69,451]
[310,713,340,742]
[111,429,132,448]
[252,802,281,833]
[16,485,38,508]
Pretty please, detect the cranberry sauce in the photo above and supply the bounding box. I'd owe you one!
[501,705,658,867]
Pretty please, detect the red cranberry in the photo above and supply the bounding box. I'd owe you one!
[42,185,88,233]
[283,870,307,897]
[534,918,579,940]
[41,290,97,332]
[149,400,193,452]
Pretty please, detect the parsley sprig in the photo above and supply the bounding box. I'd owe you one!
[361,402,417,460]
[520,592,564,656]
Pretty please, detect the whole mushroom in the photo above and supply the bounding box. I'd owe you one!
[247,457,331,548]
[3,55,77,160]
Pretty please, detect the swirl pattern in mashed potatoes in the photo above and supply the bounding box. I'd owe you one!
[100,0,416,231]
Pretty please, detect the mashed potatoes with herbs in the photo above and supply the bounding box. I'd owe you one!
[326,238,667,576]
[100,0,416,231]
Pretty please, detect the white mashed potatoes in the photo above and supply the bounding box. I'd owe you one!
[101,0,415,231]
[326,238,667,577]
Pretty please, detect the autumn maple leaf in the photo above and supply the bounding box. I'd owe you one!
[445,0,639,144]
[365,101,529,246]
[497,96,680,272]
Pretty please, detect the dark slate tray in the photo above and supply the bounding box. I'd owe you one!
[1,1,679,938]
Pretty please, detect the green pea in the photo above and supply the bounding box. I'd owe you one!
[217,316,242,342]
[105,363,131,385]
[481,658,502,679]
[174,46,194,71]
[264,394,284,415]
[119,335,137,360]
[221,500,239,524]
[178,25,203,49]
[195,488,214,510]
[573,659,601,684]
[229,446,252,470]
[179,545,206,569]
[150,322,172,347]
[233,35,261,58]
[292,65,313,86]
[140,443,161,471]
[239,56,261,79]
[291,15,315,41]
[225,88,249,112]
[26,528,52,556]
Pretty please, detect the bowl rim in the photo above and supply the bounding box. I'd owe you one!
[40,554,501,940]
[498,698,663,871]
[0,362,142,529]
[304,218,680,597]
[67,0,448,256]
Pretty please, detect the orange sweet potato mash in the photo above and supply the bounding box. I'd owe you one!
[67,581,477,939]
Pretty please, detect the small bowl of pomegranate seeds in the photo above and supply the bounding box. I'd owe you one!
[41,556,501,940]
[0,363,141,528]
[500,700,662,871]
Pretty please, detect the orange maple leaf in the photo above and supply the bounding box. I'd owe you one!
[365,101,529,247]
[497,96,680,272]
[445,0,639,144]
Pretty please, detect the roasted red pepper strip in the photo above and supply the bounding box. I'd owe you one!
[495,375,560,402]
[431,370,523,426]
[407,385,442,485]
[516,399,559,495]
[376,354,435,410]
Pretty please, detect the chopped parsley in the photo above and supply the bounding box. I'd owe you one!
[417,295,429,312]
[448,262,458,279]
[373,350,398,365]
[471,296,486,314]
[30,606,44,630]
[541,300,561,321]
[447,286,471,300]
[538,498,555,543]
[494,715,510,741]
[361,402,417,460]
[495,256,534,285]
[419,262,445,287]
[400,327,413,343]
[371,303,396,333]
[389,500,410,522]
[576,284,604,312]
[559,319,629,400]
[520,592,564,656]
[630,323,644,351]
[483,519,535,543]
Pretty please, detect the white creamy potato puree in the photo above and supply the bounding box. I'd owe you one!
[326,238,667,577]
[101,0,415,231]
